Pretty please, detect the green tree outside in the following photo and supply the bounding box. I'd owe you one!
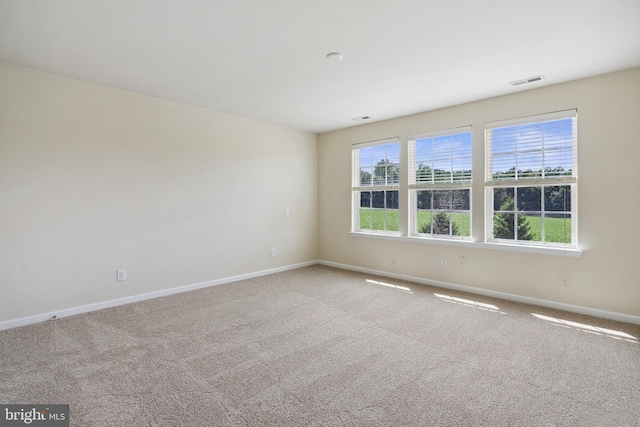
[419,212,460,236]
[374,159,399,185]
[493,198,532,240]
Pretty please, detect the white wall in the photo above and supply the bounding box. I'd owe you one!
[3,61,638,324]
[318,67,640,318]
[0,62,318,323]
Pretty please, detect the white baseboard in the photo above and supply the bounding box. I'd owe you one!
[318,260,640,326]
[0,260,318,331]
[3,259,638,331]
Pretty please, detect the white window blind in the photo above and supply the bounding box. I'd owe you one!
[408,127,472,238]
[352,138,400,191]
[485,110,578,247]
[485,110,577,187]
[409,127,472,189]
[351,138,400,233]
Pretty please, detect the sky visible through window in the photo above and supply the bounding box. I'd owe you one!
[358,144,399,169]
[415,132,472,181]
[491,118,574,176]
[358,143,400,186]
[357,119,573,183]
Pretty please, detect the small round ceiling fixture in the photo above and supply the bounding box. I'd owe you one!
[326,52,343,61]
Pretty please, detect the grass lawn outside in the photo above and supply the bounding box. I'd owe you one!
[359,208,399,232]
[525,216,571,243]
[416,211,470,237]
[359,208,571,243]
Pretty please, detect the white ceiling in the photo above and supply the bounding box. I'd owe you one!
[1,0,639,133]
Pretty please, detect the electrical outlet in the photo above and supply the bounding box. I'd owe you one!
[117,269,127,281]
[285,208,290,216]
[440,259,447,269]
[270,248,276,257]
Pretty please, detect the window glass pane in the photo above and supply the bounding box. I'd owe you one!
[371,191,384,209]
[386,144,400,164]
[543,119,574,173]
[369,192,384,231]
[522,213,540,242]
[360,191,399,232]
[433,190,451,210]
[358,146,373,168]
[414,189,470,237]
[386,165,399,184]
[488,117,574,182]
[493,213,515,239]
[544,157,573,177]
[452,158,472,182]
[356,142,400,187]
[491,127,517,154]
[517,187,541,211]
[451,189,470,210]
[494,188,514,211]
[544,186,571,212]
[360,191,371,208]
[545,214,571,243]
[370,159,398,185]
[496,212,535,241]
[416,164,433,183]
[386,190,399,210]
[492,162,516,180]
[517,152,543,179]
[359,192,371,230]
[360,167,373,186]
[371,145,387,163]
[416,190,431,210]
[359,208,372,231]
[432,212,452,235]
[454,212,471,237]
[415,137,433,164]
[417,211,432,234]
[414,132,471,184]
[492,186,574,244]
[494,190,537,241]
[452,133,472,182]
[433,170,452,183]
[385,196,399,231]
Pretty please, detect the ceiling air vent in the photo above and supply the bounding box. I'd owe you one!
[510,75,545,86]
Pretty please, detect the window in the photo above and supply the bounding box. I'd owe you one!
[409,127,472,238]
[485,110,577,247]
[352,138,400,233]
[348,109,580,256]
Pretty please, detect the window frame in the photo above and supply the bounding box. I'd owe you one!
[408,127,473,240]
[347,110,582,257]
[484,110,578,248]
[351,137,400,235]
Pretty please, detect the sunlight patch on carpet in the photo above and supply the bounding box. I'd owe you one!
[434,293,506,314]
[531,313,638,343]
[365,279,413,294]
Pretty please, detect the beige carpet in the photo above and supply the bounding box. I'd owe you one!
[1,265,639,426]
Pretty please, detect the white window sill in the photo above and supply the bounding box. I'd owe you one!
[349,232,583,257]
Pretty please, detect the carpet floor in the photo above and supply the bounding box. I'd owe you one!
[1,265,639,426]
